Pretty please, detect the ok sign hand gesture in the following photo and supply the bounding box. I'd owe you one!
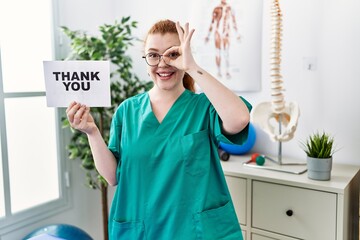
[163,22,197,72]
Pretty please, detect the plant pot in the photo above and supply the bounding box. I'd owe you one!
[307,156,332,181]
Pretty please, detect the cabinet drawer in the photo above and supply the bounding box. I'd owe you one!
[251,233,297,240]
[252,181,337,240]
[225,176,247,225]
[252,234,277,240]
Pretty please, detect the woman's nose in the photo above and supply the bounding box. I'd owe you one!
[158,55,168,67]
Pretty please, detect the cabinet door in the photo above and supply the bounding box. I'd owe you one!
[252,181,337,240]
[225,176,247,225]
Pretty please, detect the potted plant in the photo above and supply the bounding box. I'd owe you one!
[61,17,152,240]
[301,131,336,180]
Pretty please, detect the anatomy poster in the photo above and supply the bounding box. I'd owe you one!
[43,61,110,107]
[190,0,262,92]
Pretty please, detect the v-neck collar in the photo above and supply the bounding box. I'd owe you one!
[143,89,190,126]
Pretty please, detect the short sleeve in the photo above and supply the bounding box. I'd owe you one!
[209,96,252,146]
[108,106,123,161]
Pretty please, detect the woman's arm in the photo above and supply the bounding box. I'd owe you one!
[187,66,250,134]
[166,22,250,134]
[66,102,118,186]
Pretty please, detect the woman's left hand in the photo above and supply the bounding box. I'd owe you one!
[163,22,197,72]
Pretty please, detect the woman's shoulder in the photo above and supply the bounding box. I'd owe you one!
[122,92,148,105]
[113,92,148,114]
[187,90,210,105]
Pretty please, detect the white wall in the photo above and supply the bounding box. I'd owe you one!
[3,0,359,239]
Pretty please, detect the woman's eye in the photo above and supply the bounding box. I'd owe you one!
[147,53,159,58]
[168,52,180,59]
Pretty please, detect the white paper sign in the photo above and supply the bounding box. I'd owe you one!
[43,60,110,107]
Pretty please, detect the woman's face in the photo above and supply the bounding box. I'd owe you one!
[144,33,185,92]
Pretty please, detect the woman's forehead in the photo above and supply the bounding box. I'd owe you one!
[145,33,180,52]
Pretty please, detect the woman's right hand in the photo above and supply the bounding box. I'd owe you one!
[66,101,97,135]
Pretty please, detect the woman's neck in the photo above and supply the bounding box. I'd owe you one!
[149,85,185,103]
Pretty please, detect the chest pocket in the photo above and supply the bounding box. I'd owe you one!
[181,129,211,176]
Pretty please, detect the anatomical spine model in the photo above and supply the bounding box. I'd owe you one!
[252,0,300,153]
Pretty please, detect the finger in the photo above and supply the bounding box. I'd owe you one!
[73,104,87,125]
[66,101,77,114]
[163,46,181,66]
[79,106,91,129]
[186,28,195,44]
[183,22,189,37]
[83,106,91,121]
[163,46,180,56]
[67,102,81,123]
[176,22,184,41]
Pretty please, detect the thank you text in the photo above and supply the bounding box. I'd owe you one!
[43,60,110,107]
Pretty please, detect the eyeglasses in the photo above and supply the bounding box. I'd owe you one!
[142,52,180,66]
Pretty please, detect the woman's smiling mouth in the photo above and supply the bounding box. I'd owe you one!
[157,71,175,79]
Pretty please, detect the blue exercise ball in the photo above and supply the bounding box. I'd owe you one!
[23,224,93,240]
[219,122,256,155]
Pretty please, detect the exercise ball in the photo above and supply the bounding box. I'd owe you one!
[219,123,256,155]
[23,224,93,240]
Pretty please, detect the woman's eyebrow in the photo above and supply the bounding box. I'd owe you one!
[147,46,175,53]
[147,48,159,52]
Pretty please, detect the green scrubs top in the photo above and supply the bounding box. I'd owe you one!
[108,89,251,240]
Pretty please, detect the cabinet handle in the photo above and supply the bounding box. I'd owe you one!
[286,210,293,217]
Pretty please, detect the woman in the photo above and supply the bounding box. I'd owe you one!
[66,19,251,240]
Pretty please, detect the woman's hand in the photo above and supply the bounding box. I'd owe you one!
[66,101,97,135]
[163,22,197,72]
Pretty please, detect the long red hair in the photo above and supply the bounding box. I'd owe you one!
[145,19,196,92]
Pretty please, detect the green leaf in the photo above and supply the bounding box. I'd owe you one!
[121,16,130,24]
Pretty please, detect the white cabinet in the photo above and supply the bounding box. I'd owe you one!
[222,155,360,240]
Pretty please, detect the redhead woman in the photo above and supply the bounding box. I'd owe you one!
[66,19,251,240]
